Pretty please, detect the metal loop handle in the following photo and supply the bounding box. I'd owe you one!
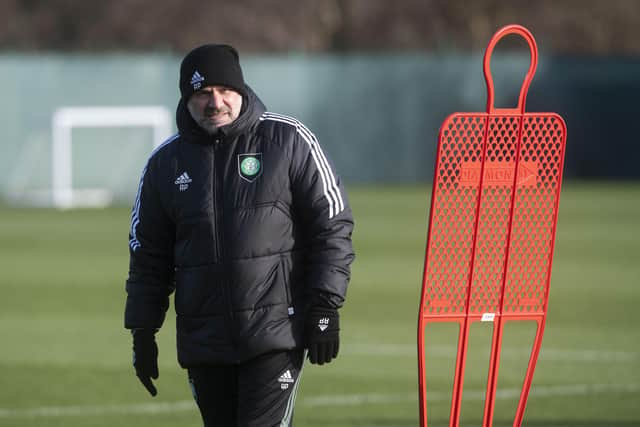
[484,24,538,114]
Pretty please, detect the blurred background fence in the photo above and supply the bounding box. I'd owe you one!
[1,52,639,206]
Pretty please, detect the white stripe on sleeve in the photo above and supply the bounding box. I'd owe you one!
[260,112,344,219]
[129,134,179,251]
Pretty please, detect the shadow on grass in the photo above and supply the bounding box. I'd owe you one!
[298,416,417,426]
[474,421,640,427]
[298,417,640,427]
[357,420,640,427]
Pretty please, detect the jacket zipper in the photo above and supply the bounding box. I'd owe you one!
[213,137,238,360]
[212,139,222,261]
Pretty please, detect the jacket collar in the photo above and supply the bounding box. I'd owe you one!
[176,84,266,143]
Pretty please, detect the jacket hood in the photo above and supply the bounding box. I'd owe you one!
[176,84,266,142]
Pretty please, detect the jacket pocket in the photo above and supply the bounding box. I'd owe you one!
[279,251,307,313]
[280,255,293,307]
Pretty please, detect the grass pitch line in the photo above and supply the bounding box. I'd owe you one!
[346,344,638,362]
[0,384,637,418]
[0,401,196,418]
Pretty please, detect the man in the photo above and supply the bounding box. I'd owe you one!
[124,44,355,426]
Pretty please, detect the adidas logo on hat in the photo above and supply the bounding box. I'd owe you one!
[190,71,205,90]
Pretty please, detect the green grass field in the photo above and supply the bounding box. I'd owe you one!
[1,182,639,427]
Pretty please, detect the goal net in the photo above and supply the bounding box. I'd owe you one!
[48,106,172,209]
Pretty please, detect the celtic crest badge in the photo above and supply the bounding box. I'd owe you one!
[238,153,262,182]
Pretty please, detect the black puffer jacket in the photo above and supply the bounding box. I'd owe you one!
[124,86,355,367]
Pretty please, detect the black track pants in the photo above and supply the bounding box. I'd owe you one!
[187,349,305,427]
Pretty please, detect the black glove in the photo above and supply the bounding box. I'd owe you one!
[132,329,159,396]
[304,306,340,365]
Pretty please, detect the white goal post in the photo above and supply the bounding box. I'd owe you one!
[51,106,172,209]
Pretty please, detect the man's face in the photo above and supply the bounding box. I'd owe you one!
[187,85,243,134]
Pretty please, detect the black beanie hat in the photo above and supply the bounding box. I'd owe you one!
[179,44,246,100]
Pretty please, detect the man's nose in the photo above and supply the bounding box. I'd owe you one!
[207,91,224,108]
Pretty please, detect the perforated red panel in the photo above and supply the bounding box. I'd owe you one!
[422,113,566,318]
[423,114,485,316]
[468,116,521,314]
[503,114,566,314]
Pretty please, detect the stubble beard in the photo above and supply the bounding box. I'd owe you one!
[201,108,232,134]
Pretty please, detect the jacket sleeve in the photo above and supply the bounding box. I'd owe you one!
[290,125,355,309]
[124,156,175,330]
